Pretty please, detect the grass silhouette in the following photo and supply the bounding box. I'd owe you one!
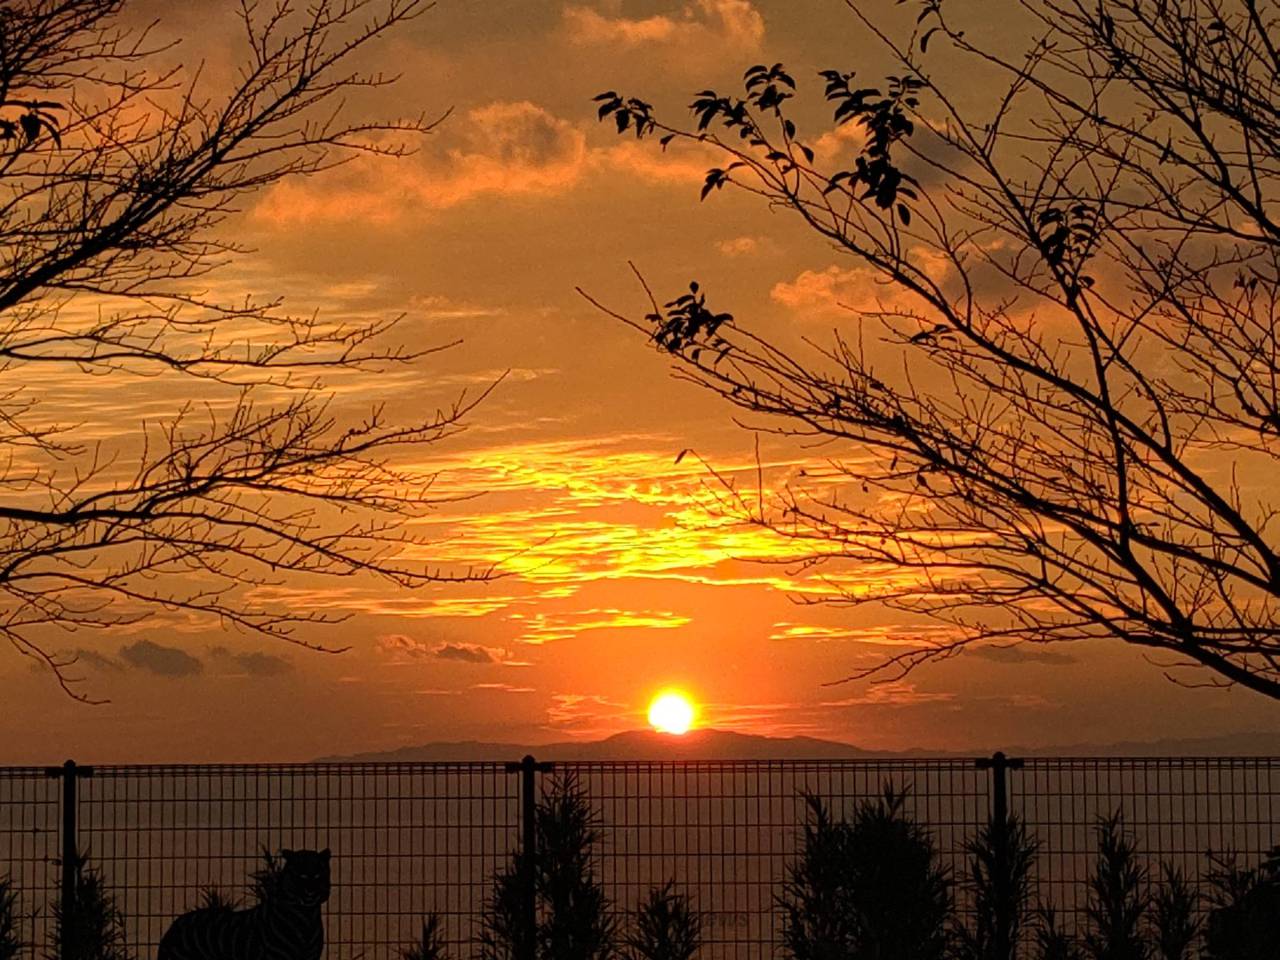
[0,875,21,960]
[48,853,130,960]
[624,882,701,960]
[402,915,452,960]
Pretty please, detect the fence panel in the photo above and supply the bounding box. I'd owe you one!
[554,758,989,960]
[75,763,518,960]
[1011,757,1280,932]
[0,768,60,958]
[2,756,1279,960]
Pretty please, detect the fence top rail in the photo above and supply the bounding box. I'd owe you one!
[548,757,984,770]
[0,766,59,779]
[17,760,516,777]
[5,755,1279,777]
[1017,756,1280,768]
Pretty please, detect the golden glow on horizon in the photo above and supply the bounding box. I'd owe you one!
[647,690,696,735]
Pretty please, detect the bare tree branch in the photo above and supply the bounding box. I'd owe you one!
[588,0,1280,698]
[0,0,490,700]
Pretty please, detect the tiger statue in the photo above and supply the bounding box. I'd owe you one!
[158,849,331,960]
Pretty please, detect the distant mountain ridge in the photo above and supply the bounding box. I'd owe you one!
[318,728,883,762]
[316,727,1280,762]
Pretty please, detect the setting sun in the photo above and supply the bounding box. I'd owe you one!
[647,690,697,735]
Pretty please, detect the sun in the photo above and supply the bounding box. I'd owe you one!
[647,690,696,735]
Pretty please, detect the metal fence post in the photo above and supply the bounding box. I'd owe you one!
[976,751,1024,960]
[506,754,553,960]
[44,758,93,960]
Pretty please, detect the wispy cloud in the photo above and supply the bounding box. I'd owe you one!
[208,646,293,677]
[254,99,722,226]
[820,682,957,708]
[562,1,765,51]
[717,235,769,257]
[376,635,511,664]
[118,640,203,678]
[507,607,690,645]
[965,644,1077,665]
[769,622,960,648]
[255,101,587,225]
[434,642,502,663]
[67,648,125,673]
[544,692,632,733]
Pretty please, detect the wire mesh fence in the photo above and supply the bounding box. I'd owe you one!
[1012,757,1280,923]
[562,758,989,956]
[75,763,518,960]
[0,768,59,959]
[0,755,1277,960]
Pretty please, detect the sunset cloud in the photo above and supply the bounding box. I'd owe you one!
[426,101,588,206]
[208,646,293,677]
[545,692,631,732]
[253,92,736,228]
[118,640,204,678]
[770,265,878,312]
[595,140,716,186]
[434,642,505,664]
[563,1,765,50]
[563,6,677,44]
[377,634,513,664]
[508,607,691,645]
[966,643,1077,665]
[820,682,956,708]
[769,259,953,318]
[770,622,961,648]
[717,235,766,257]
[68,648,125,673]
[376,634,426,658]
[471,682,536,693]
[254,101,588,225]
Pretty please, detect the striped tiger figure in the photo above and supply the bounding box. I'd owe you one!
[158,849,331,960]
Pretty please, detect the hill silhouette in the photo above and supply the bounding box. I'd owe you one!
[318,728,883,763]
[317,727,1280,762]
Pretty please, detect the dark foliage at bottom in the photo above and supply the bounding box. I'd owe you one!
[1149,866,1199,960]
[624,882,701,960]
[953,814,1039,960]
[402,914,453,960]
[48,854,130,960]
[0,876,22,960]
[1203,847,1280,960]
[779,784,951,960]
[1084,812,1150,960]
[480,772,618,960]
[1036,908,1084,960]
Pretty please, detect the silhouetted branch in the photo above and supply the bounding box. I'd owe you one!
[587,0,1280,698]
[0,0,490,700]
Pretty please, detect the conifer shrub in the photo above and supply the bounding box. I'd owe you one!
[480,773,618,960]
[779,784,950,960]
[954,813,1040,960]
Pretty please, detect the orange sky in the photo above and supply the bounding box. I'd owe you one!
[3,0,1278,762]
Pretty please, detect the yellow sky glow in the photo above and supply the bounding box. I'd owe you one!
[2,0,1277,764]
